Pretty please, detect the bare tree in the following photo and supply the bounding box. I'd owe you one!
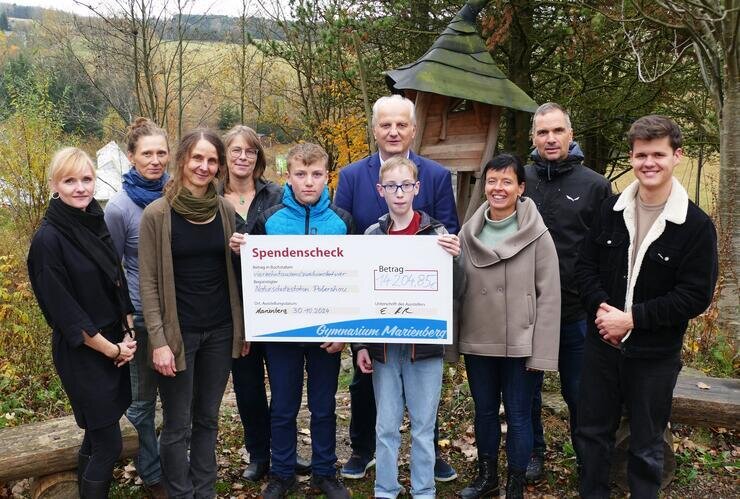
[596,0,739,338]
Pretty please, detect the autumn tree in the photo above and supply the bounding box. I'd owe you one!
[0,73,65,241]
[611,0,739,339]
[253,0,368,166]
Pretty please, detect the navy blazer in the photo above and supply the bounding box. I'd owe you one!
[334,151,459,234]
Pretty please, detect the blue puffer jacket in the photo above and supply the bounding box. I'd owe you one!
[252,184,353,235]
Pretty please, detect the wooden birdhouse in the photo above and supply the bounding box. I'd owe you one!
[385,0,538,222]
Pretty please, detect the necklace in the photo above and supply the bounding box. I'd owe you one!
[239,195,245,205]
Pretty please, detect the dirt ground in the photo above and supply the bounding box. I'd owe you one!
[102,356,738,499]
[2,360,736,498]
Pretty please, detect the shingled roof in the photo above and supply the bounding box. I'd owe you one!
[385,0,538,113]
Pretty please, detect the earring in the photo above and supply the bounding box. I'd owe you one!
[51,192,60,199]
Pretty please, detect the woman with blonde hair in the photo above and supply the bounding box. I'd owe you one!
[28,147,136,498]
[138,129,247,497]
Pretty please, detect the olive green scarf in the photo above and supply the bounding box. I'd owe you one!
[170,183,219,222]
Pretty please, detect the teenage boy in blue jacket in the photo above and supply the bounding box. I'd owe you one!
[230,143,352,499]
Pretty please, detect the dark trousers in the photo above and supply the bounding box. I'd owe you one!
[232,343,270,463]
[349,349,442,458]
[80,422,122,482]
[532,319,586,456]
[576,334,681,499]
[158,324,233,499]
[264,343,340,478]
[464,355,539,471]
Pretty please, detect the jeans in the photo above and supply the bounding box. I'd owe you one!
[349,349,443,459]
[125,315,162,485]
[157,324,233,499]
[531,319,586,457]
[576,334,681,499]
[373,345,442,499]
[232,343,270,463]
[464,354,539,471]
[264,343,341,478]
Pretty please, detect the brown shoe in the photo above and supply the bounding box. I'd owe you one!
[145,482,168,499]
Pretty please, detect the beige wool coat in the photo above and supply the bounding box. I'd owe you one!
[451,197,561,371]
[138,196,245,372]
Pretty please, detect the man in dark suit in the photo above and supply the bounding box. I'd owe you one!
[334,94,459,481]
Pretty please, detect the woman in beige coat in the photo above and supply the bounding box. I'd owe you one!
[454,154,560,499]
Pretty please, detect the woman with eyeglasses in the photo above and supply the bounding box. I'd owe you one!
[219,125,312,482]
[27,147,136,498]
[138,129,247,497]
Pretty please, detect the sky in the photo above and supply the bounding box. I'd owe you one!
[4,0,264,17]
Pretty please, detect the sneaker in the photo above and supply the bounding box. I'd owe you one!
[434,456,458,482]
[525,453,544,484]
[340,454,375,479]
[311,475,350,499]
[260,474,296,499]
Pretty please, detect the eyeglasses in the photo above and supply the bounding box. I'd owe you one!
[229,147,259,159]
[381,182,416,194]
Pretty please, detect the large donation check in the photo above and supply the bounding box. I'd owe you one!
[241,235,453,343]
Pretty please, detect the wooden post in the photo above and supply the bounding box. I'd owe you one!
[411,91,430,153]
[463,106,502,223]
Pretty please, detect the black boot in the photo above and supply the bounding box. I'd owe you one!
[505,468,526,499]
[458,456,499,498]
[80,477,111,499]
[77,452,90,498]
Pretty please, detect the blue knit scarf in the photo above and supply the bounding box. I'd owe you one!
[122,167,169,208]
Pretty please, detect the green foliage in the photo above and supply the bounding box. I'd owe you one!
[217,103,240,131]
[0,11,9,31]
[1,53,106,136]
[0,241,70,428]
[0,69,65,242]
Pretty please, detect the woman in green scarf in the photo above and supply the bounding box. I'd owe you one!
[138,129,247,498]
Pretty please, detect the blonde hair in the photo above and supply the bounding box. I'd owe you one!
[286,142,328,171]
[379,155,418,182]
[222,125,267,192]
[48,147,96,188]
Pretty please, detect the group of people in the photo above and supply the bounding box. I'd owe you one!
[26,93,717,499]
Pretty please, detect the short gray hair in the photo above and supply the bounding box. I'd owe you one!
[531,102,572,136]
[372,95,416,127]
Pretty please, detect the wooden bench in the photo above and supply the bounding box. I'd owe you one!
[610,372,739,491]
[0,413,160,498]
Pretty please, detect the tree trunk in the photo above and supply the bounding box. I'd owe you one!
[717,71,739,342]
[504,0,534,160]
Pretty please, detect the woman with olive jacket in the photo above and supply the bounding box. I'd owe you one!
[138,129,246,498]
[451,154,560,499]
